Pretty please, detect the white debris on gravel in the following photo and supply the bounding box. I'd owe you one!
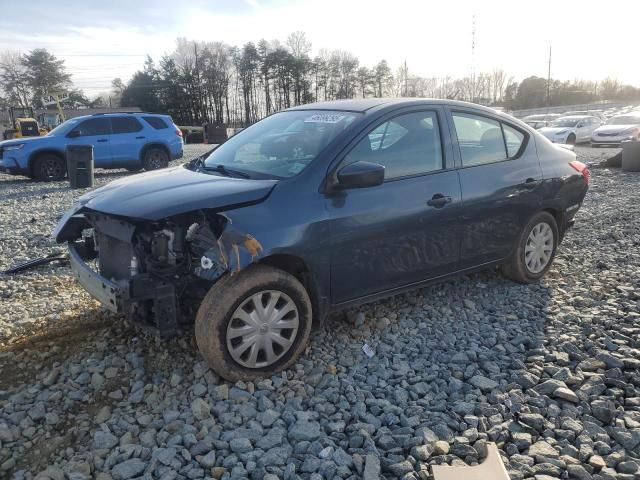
[1,145,639,480]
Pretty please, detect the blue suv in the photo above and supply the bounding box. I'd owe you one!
[0,113,183,181]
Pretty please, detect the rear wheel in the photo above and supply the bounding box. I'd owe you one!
[33,154,66,181]
[195,265,312,382]
[501,211,558,284]
[142,147,169,171]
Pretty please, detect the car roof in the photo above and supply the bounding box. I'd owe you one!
[556,115,593,120]
[284,98,504,116]
[69,112,166,122]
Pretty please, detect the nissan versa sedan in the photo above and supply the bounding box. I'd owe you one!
[54,99,589,381]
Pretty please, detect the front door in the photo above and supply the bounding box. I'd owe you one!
[449,110,544,268]
[328,109,462,304]
[67,117,112,167]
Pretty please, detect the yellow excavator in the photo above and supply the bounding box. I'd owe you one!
[2,106,48,140]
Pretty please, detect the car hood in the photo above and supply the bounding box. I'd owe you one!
[78,166,278,220]
[539,127,573,136]
[594,124,638,134]
[0,135,53,148]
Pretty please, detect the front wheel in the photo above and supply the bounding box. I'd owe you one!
[501,211,558,283]
[195,265,312,382]
[142,147,169,171]
[566,134,576,146]
[33,154,66,181]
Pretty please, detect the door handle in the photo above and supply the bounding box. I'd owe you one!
[524,178,541,189]
[97,139,108,143]
[427,193,452,208]
[136,136,145,139]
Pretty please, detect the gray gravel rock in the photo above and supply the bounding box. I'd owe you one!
[2,146,640,480]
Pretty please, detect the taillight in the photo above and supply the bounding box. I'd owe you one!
[175,126,183,138]
[569,160,590,185]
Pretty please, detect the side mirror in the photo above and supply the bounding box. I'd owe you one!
[576,123,584,129]
[67,130,80,138]
[336,161,385,189]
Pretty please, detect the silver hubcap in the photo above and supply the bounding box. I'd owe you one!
[525,222,554,274]
[226,290,299,369]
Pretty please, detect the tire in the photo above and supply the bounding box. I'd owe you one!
[566,134,576,146]
[142,147,169,171]
[195,264,312,382]
[33,154,66,181]
[501,211,558,284]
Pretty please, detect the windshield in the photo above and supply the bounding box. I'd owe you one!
[550,118,580,128]
[47,119,79,136]
[203,110,359,179]
[609,115,640,125]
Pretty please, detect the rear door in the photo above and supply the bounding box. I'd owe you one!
[109,116,145,165]
[66,117,112,167]
[449,109,544,269]
[328,108,462,303]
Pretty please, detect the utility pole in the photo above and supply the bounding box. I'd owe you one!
[546,45,552,107]
[404,60,408,96]
[471,13,476,103]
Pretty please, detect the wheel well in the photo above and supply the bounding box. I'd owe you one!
[543,207,564,238]
[259,254,321,325]
[140,143,170,162]
[29,150,65,176]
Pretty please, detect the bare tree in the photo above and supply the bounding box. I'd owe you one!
[0,51,32,107]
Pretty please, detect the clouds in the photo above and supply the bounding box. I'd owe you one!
[0,0,637,94]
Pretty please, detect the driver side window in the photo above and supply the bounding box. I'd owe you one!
[343,111,444,180]
[70,118,110,137]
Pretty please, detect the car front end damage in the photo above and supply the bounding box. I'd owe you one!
[55,207,264,336]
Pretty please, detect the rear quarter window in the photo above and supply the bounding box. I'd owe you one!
[143,116,169,129]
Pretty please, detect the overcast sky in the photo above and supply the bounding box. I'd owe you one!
[1,0,637,96]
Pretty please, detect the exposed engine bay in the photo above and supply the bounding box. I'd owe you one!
[62,208,263,336]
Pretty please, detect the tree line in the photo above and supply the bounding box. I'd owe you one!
[1,33,640,126]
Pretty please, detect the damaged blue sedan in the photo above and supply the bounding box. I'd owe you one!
[54,99,589,381]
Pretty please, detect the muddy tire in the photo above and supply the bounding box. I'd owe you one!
[33,153,66,181]
[501,211,558,284]
[195,264,312,382]
[142,147,169,171]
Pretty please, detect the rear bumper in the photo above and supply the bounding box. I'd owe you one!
[68,242,122,313]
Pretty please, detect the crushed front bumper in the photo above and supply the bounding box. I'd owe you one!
[68,240,179,335]
[68,242,122,313]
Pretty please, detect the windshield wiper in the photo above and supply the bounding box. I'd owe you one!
[203,164,251,179]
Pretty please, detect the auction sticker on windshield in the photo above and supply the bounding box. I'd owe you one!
[304,113,347,123]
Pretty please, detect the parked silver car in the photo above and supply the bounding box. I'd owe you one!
[591,113,640,147]
[539,115,602,145]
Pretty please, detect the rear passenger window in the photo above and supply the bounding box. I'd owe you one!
[452,113,506,167]
[143,116,168,129]
[452,113,526,167]
[111,117,143,134]
[344,111,444,179]
[502,124,525,157]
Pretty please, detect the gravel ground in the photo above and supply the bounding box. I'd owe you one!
[0,145,639,480]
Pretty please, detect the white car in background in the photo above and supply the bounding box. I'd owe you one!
[539,115,602,145]
[591,113,640,147]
